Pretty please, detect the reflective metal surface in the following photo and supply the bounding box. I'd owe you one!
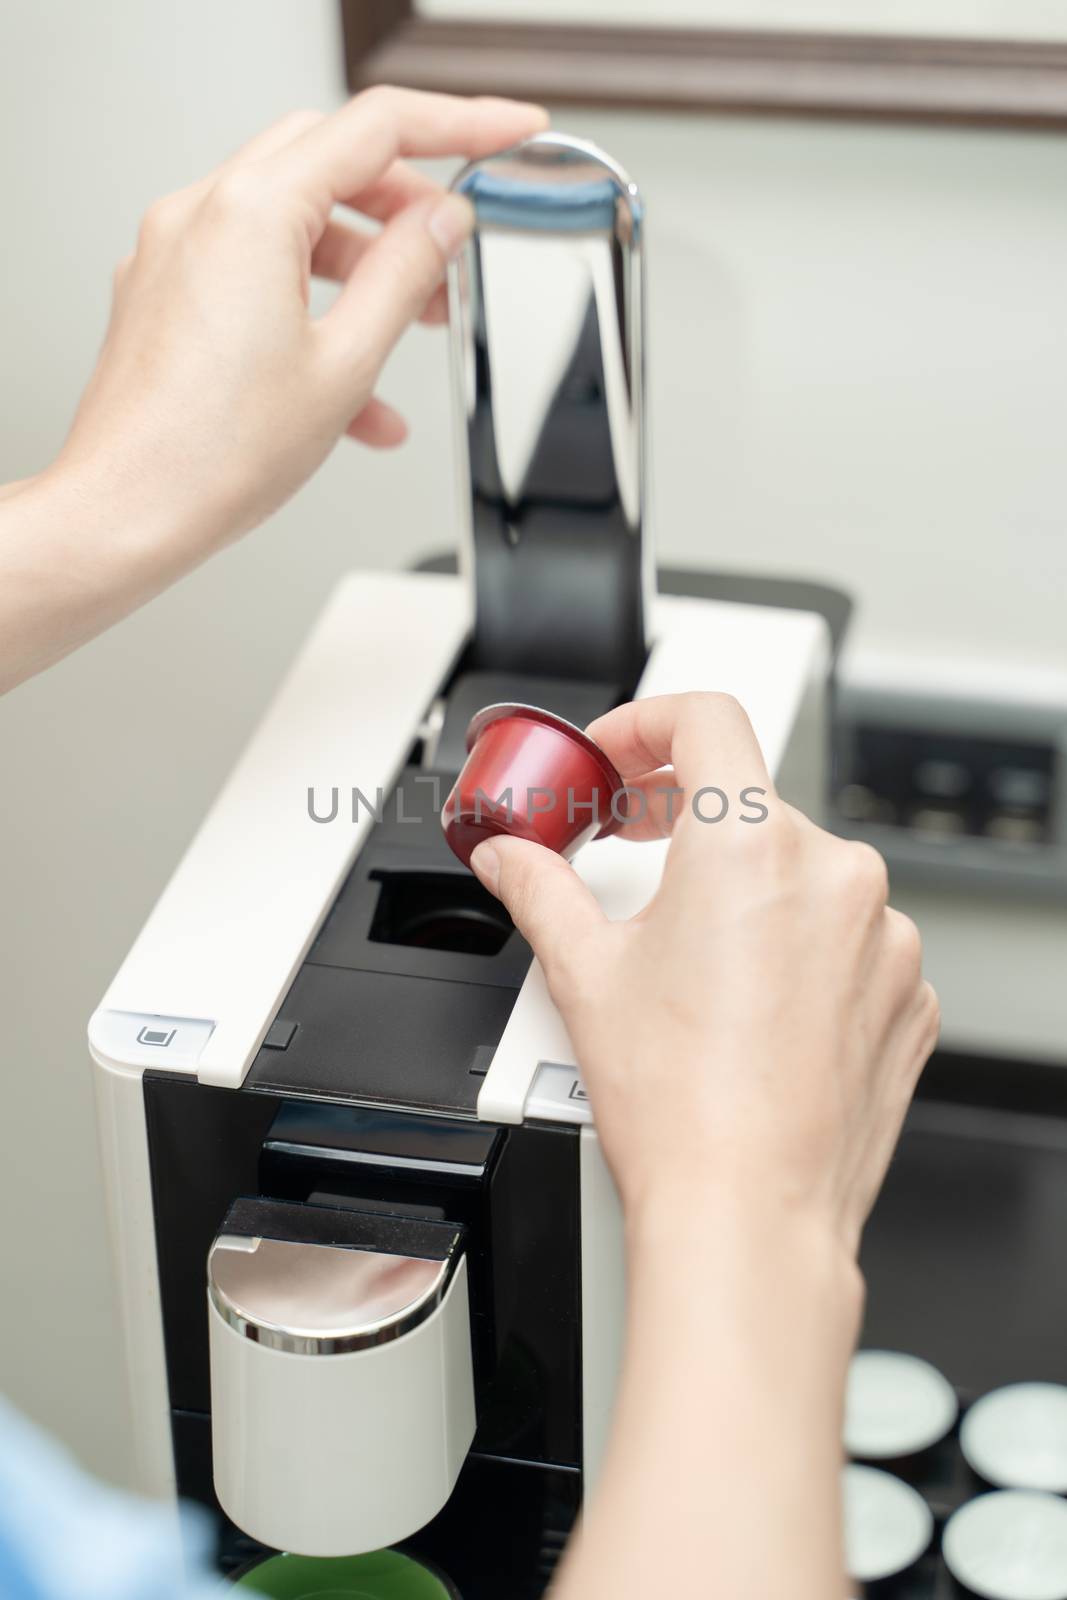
[207,1233,454,1355]
[449,133,650,688]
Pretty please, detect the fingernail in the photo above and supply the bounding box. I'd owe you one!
[427,193,474,260]
[470,840,500,893]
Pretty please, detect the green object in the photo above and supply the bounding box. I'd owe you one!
[231,1548,458,1600]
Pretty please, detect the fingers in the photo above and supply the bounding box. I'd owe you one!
[610,766,772,841]
[837,840,891,926]
[345,398,408,449]
[311,219,375,285]
[470,836,606,982]
[588,692,773,807]
[126,110,330,259]
[224,116,443,220]
[322,192,473,375]
[916,979,942,1060]
[347,158,441,223]
[219,108,326,172]
[267,87,549,222]
[236,134,453,332]
[610,769,685,841]
[311,218,450,327]
[420,282,450,325]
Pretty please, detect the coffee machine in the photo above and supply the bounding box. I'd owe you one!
[91,134,838,1595]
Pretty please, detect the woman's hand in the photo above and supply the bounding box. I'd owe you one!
[0,89,546,692]
[472,692,939,1600]
[472,690,939,1263]
[60,88,547,555]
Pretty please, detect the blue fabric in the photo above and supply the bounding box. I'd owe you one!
[0,1398,226,1599]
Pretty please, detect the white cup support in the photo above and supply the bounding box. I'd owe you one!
[206,1203,476,1557]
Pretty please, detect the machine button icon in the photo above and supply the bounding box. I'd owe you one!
[89,1010,216,1072]
[137,1025,176,1048]
[522,1062,594,1125]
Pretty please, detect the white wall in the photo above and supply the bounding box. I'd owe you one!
[0,0,1065,1490]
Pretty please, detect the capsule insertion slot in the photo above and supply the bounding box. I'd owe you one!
[367,869,514,956]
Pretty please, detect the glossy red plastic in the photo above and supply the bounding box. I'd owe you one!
[442,703,624,869]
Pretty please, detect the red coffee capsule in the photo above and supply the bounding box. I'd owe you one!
[442,703,624,869]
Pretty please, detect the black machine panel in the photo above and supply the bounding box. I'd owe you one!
[144,1071,584,1594]
[246,765,532,1115]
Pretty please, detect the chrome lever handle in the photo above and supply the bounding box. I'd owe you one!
[448,132,651,689]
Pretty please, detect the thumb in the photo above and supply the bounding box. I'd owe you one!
[471,837,606,982]
[324,192,473,379]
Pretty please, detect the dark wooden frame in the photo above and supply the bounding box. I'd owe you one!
[341,1,1067,130]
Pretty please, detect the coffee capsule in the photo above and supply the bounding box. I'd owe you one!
[845,1350,959,1462]
[961,1385,1067,1494]
[842,1463,934,1585]
[442,703,623,869]
[942,1490,1067,1600]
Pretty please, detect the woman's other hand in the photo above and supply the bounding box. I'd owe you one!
[60,89,547,555]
